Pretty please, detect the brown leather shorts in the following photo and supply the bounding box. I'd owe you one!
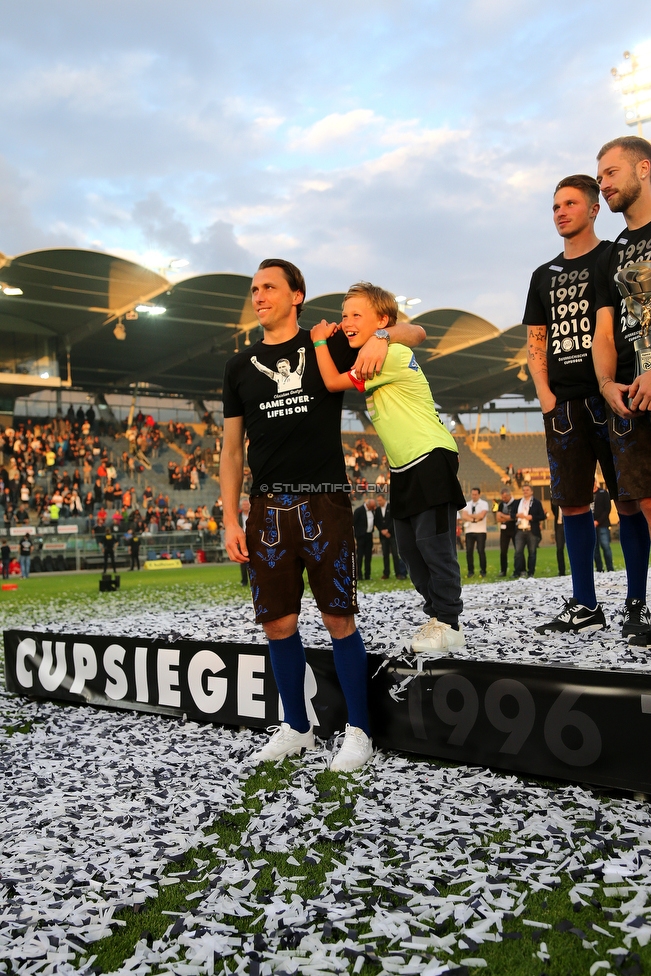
[245,492,358,623]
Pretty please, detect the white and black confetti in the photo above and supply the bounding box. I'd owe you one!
[2,571,651,975]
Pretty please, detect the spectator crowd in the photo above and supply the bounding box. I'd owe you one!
[0,408,224,537]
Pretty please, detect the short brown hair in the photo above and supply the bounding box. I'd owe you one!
[555,174,600,205]
[343,281,398,327]
[257,259,306,318]
[597,136,651,165]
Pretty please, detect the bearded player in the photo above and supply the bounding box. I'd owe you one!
[593,136,651,644]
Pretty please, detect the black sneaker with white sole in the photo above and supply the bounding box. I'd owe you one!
[534,598,606,635]
[622,598,651,637]
[629,631,651,648]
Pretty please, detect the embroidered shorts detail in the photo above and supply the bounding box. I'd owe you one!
[543,395,618,506]
[607,407,651,502]
[246,492,358,623]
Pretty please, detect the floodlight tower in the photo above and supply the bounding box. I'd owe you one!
[394,295,422,316]
[611,42,651,136]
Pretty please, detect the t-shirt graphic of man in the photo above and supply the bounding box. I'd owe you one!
[251,347,305,393]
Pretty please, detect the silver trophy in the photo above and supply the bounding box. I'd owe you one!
[615,262,651,409]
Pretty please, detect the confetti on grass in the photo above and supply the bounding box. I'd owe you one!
[2,569,650,672]
[2,571,651,974]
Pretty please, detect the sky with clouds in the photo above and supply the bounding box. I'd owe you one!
[1,0,649,328]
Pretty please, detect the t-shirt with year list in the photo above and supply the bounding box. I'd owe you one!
[522,241,610,402]
[594,219,651,385]
[222,328,355,496]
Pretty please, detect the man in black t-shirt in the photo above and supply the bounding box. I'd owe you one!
[593,136,651,644]
[101,528,117,574]
[524,174,616,634]
[221,258,424,771]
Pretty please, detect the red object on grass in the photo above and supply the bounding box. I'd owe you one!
[2,583,18,591]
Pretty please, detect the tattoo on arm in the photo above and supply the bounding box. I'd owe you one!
[527,326,548,371]
[528,327,547,343]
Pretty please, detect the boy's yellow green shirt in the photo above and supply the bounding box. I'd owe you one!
[353,343,458,468]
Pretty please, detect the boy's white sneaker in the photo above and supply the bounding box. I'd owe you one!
[411,619,464,653]
[330,725,373,772]
[251,723,315,762]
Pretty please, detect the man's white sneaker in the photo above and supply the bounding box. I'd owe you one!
[330,725,373,772]
[411,620,464,653]
[251,723,315,763]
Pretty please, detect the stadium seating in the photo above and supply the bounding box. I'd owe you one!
[482,432,548,472]
[454,438,502,494]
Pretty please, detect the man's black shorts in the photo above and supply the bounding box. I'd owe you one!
[245,492,358,623]
[607,409,651,502]
[543,395,618,507]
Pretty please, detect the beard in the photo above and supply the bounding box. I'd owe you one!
[607,173,642,213]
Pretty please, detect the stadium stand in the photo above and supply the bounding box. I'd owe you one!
[454,438,503,495]
[0,414,226,571]
[482,432,549,473]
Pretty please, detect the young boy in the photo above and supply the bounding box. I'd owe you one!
[311,282,466,651]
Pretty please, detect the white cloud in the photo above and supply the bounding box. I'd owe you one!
[360,127,468,179]
[505,166,556,194]
[237,232,300,253]
[300,179,333,192]
[0,0,647,335]
[254,115,285,132]
[0,155,75,254]
[377,119,434,145]
[9,55,156,115]
[288,109,379,151]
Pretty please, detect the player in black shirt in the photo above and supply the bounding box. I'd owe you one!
[593,136,651,642]
[525,175,616,634]
[222,259,424,770]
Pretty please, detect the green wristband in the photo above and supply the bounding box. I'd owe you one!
[313,339,328,347]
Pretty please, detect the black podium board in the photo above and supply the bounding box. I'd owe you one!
[4,629,651,793]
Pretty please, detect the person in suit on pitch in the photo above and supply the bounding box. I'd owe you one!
[374,493,406,579]
[353,497,376,580]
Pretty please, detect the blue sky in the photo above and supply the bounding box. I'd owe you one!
[1,0,649,327]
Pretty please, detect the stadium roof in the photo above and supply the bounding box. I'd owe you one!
[0,247,535,412]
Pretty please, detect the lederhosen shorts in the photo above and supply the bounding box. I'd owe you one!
[607,408,651,502]
[543,395,618,506]
[246,492,359,623]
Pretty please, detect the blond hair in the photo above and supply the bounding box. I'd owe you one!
[343,282,398,327]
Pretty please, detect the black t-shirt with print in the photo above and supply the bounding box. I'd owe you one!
[222,328,355,495]
[523,241,610,402]
[594,219,651,384]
